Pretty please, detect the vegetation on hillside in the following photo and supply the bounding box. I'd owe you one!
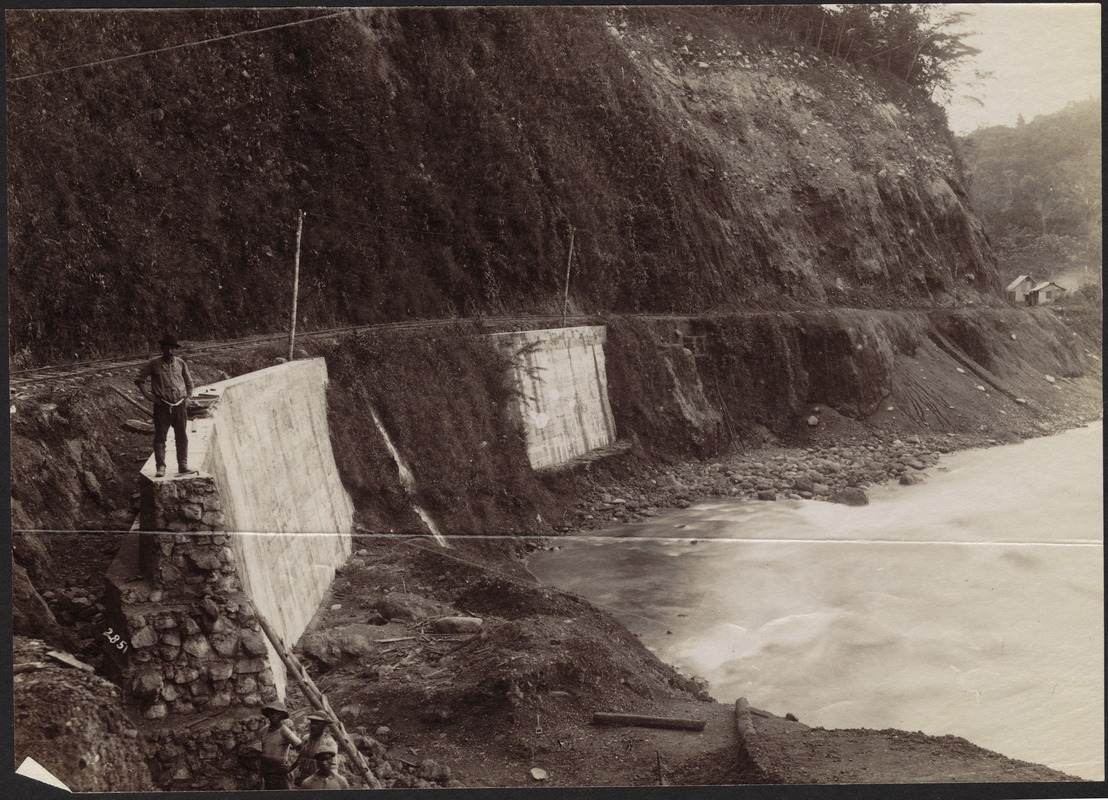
[316,326,552,536]
[732,4,981,100]
[961,99,1102,288]
[9,6,995,367]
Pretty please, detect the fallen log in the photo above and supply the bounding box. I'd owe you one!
[734,698,756,741]
[591,712,706,731]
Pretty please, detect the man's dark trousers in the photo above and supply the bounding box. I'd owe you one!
[153,401,188,470]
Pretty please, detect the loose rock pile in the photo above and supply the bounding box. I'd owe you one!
[145,712,458,790]
[43,585,108,633]
[559,431,989,530]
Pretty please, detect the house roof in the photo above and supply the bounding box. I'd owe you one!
[1031,281,1065,292]
[1005,274,1034,291]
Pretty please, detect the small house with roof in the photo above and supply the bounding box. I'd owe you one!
[1027,280,1066,305]
[1006,275,1035,304]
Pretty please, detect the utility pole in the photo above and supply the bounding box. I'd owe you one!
[561,225,575,328]
[288,210,304,362]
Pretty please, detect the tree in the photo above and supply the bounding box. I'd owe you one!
[903,6,981,100]
[963,99,1102,281]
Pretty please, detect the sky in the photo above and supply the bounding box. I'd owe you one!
[942,3,1101,134]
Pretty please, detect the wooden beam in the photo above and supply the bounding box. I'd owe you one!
[591,712,706,731]
[255,609,383,789]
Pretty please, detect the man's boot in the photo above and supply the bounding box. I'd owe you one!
[155,465,166,478]
[176,437,195,476]
[154,442,166,478]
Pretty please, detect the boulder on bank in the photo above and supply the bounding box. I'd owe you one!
[122,419,156,434]
[298,624,376,666]
[829,488,869,506]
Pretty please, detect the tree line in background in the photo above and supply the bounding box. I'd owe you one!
[731,3,980,100]
[960,99,1102,293]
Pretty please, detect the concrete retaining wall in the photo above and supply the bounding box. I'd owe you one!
[107,359,354,713]
[489,326,617,469]
[202,359,352,685]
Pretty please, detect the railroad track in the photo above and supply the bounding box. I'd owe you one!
[8,314,612,392]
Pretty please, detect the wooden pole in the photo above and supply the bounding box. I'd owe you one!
[591,712,706,731]
[561,225,575,328]
[255,610,383,789]
[288,210,304,362]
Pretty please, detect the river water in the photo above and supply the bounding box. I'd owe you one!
[529,422,1104,781]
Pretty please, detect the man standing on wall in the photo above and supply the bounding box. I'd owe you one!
[135,334,195,478]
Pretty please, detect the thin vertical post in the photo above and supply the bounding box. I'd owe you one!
[288,210,304,361]
[561,225,575,328]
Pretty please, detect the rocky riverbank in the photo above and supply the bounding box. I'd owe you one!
[549,403,1067,535]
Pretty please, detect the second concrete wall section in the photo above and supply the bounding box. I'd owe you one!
[491,326,617,469]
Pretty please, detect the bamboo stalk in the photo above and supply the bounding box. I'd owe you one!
[288,210,304,362]
[561,225,575,328]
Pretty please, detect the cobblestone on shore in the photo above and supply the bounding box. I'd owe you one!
[552,420,1086,533]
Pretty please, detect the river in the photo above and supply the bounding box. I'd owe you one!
[529,422,1104,781]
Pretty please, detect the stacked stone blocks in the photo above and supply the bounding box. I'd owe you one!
[147,716,267,791]
[118,472,280,720]
[123,591,277,721]
[103,360,358,788]
[139,473,225,535]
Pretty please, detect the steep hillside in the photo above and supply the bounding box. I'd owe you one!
[8,6,996,366]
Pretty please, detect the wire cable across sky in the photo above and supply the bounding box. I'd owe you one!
[8,9,355,83]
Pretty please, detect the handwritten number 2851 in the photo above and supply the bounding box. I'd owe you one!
[102,627,130,652]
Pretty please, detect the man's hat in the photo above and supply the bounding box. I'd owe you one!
[314,736,338,757]
[261,700,289,720]
[159,334,181,348]
[306,713,330,723]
